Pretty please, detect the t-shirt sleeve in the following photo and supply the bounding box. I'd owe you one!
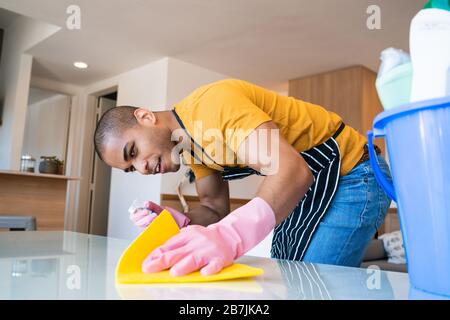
[199,80,273,156]
[189,163,216,180]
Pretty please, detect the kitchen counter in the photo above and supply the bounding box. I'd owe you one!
[0,231,411,300]
[0,170,80,230]
[0,170,80,180]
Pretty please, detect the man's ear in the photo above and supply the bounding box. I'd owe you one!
[134,108,156,126]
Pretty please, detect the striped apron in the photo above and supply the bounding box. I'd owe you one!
[271,126,343,260]
[172,109,344,261]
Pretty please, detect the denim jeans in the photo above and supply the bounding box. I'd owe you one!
[302,154,392,267]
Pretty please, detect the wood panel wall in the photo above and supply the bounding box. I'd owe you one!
[289,65,385,151]
[0,28,4,126]
[161,194,250,214]
[0,174,68,230]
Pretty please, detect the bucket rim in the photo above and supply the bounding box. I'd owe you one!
[374,96,450,131]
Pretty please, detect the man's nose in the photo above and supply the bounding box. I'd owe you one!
[135,159,149,175]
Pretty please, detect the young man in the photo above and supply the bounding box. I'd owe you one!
[94,79,392,277]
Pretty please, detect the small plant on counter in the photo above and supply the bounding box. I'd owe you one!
[39,156,64,175]
[52,157,64,175]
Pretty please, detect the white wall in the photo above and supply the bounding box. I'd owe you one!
[0,15,59,170]
[28,76,86,232]
[22,92,70,169]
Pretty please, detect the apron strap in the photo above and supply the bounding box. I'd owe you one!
[332,122,345,139]
[172,109,223,171]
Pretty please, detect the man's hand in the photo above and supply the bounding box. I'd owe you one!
[129,207,157,229]
[142,197,276,276]
[142,224,235,276]
[129,201,191,230]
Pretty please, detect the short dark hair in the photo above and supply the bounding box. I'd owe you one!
[94,105,138,161]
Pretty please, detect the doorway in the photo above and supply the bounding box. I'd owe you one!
[22,87,71,174]
[87,92,117,236]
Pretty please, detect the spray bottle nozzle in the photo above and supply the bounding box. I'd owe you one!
[424,0,450,11]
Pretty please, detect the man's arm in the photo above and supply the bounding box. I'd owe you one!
[237,121,314,225]
[184,171,230,226]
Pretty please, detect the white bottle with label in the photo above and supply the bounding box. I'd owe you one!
[409,0,450,102]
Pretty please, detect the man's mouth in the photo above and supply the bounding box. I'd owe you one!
[153,157,163,174]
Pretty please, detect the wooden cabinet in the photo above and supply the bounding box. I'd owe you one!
[0,170,80,230]
[289,65,385,152]
[161,194,248,214]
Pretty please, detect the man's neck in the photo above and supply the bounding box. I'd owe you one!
[154,110,185,155]
[154,110,181,133]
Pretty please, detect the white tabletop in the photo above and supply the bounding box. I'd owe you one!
[0,231,411,300]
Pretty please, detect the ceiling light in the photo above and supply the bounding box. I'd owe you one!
[73,61,88,69]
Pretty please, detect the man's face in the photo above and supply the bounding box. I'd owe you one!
[101,110,180,175]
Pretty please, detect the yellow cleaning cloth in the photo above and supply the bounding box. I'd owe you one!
[115,209,264,284]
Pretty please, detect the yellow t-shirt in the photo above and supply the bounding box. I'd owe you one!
[173,79,367,180]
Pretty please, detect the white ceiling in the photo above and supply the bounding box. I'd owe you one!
[0,0,425,91]
[0,7,18,29]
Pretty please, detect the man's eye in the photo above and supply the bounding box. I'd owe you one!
[130,148,135,158]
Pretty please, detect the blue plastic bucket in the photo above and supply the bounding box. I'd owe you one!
[367,96,450,297]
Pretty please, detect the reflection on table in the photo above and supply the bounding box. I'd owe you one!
[0,231,411,300]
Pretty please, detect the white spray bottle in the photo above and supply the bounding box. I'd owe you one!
[410,0,450,102]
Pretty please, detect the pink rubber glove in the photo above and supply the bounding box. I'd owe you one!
[142,197,276,276]
[129,201,190,230]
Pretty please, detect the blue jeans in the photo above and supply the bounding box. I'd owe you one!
[302,154,392,267]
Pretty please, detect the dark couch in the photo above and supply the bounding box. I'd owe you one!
[360,239,407,273]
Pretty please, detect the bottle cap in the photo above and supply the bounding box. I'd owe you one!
[424,0,450,11]
[128,199,148,215]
